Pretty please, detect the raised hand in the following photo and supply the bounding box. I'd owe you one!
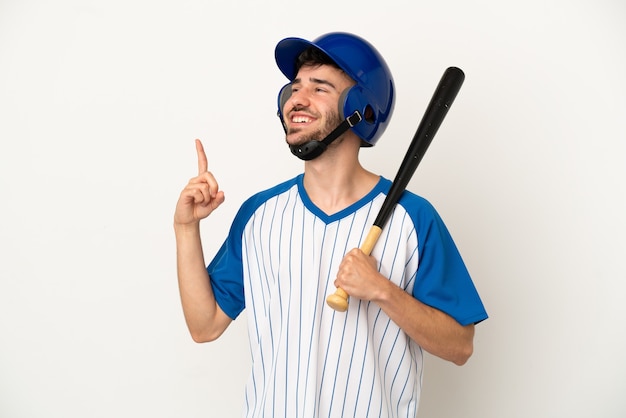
[174,139,225,226]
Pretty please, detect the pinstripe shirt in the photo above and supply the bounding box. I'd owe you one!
[208,175,487,418]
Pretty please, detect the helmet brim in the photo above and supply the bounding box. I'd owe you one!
[275,37,323,81]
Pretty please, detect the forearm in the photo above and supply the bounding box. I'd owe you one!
[175,222,231,342]
[374,279,474,365]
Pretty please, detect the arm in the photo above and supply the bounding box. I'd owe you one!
[174,139,232,343]
[334,248,474,365]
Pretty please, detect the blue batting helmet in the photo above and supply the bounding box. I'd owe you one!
[275,32,395,147]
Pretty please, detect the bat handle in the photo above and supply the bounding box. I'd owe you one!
[326,288,350,311]
[326,226,383,311]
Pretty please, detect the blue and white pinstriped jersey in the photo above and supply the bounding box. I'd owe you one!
[208,174,487,418]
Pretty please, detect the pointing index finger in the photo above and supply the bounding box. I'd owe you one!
[195,139,208,174]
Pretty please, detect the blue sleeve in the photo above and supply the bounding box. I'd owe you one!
[206,195,258,320]
[407,196,488,326]
[206,229,246,320]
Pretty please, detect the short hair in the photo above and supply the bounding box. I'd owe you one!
[294,47,342,74]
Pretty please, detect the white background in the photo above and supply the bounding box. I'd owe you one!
[1,0,625,417]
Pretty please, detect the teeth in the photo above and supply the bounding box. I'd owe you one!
[293,116,311,123]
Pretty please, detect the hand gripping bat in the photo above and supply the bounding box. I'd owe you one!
[326,66,466,312]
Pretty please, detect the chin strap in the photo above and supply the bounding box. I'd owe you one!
[288,111,363,161]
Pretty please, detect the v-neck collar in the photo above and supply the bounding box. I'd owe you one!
[295,174,390,225]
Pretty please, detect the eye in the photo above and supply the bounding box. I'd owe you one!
[290,82,301,93]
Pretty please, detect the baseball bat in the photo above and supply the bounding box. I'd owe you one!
[326,66,466,312]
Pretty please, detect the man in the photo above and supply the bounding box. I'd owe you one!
[174,32,487,417]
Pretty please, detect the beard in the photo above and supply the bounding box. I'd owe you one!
[285,108,344,147]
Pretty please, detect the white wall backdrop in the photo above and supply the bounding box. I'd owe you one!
[1,0,625,417]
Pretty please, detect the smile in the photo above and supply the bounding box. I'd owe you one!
[291,115,313,123]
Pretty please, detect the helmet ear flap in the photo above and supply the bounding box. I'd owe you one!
[337,88,350,120]
[341,86,378,145]
[277,83,292,127]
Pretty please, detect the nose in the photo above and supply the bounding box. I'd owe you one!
[286,86,311,110]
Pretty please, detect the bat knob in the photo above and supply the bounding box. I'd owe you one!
[326,288,349,312]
